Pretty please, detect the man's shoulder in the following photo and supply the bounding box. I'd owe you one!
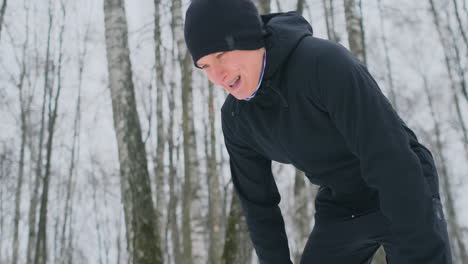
[292,36,355,65]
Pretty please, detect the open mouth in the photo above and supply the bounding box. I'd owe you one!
[228,76,241,91]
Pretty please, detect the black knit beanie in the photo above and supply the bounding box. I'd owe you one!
[184,0,265,67]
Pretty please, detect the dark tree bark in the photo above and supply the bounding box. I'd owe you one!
[34,1,61,263]
[322,0,340,42]
[296,0,305,15]
[0,0,7,40]
[103,0,163,263]
[11,5,31,264]
[254,0,271,14]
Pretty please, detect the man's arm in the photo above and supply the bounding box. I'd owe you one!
[221,111,292,264]
[312,42,449,263]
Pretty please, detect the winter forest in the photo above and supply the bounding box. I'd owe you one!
[0,0,467,263]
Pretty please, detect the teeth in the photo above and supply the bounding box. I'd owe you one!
[229,76,240,87]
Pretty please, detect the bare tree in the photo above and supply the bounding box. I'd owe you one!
[296,0,305,15]
[11,3,31,264]
[34,1,65,263]
[153,0,166,242]
[206,81,223,264]
[0,0,7,40]
[59,16,89,264]
[171,0,199,261]
[377,0,397,110]
[451,0,467,50]
[322,0,340,42]
[103,0,163,263]
[165,80,183,264]
[343,0,367,65]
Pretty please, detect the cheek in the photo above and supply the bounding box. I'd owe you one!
[205,71,218,85]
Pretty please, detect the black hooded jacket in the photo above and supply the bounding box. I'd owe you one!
[221,12,448,264]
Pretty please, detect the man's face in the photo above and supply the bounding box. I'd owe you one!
[196,47,266,100]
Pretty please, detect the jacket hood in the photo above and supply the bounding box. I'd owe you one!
[261,12,313,80]
[242,12,312,108]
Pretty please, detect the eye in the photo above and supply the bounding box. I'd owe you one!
[198,64,209,69]
[216,52,225,58]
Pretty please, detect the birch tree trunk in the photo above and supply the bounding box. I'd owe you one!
[206,81,223,264]
[221,191,253,264]
[166,80,183,264]
[153,0,166,242]
[377,0,397,110]
[172,0,198,261]
[103,0,163,263]
[343,0,367,65]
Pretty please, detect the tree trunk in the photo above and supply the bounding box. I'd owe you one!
[166,80,183,264]
[442,4,468,102]
[0,0,7,40]
[377,0,397,111]
[153,0,166,244]
[296,0,305,15]
[343,0,367,65]
[322,0,340,42]
[60,18,87,263]
[34,1,61,262]
[221,191,253,264]
[172,0,198,261]
[293,169,311,264]
[102,0,163,263]
[254,0,271,14]
[451,0,468,50]
[206,81,223,264]
[12,6,30,264]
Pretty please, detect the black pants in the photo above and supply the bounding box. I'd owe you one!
[300,197,453,264]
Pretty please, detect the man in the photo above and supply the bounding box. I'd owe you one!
[184,0,453,263]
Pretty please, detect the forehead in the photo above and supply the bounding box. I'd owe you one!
[196,51,224,65]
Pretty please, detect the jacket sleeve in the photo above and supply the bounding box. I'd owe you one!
[221,112,292,264]
[313,43,448,263]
